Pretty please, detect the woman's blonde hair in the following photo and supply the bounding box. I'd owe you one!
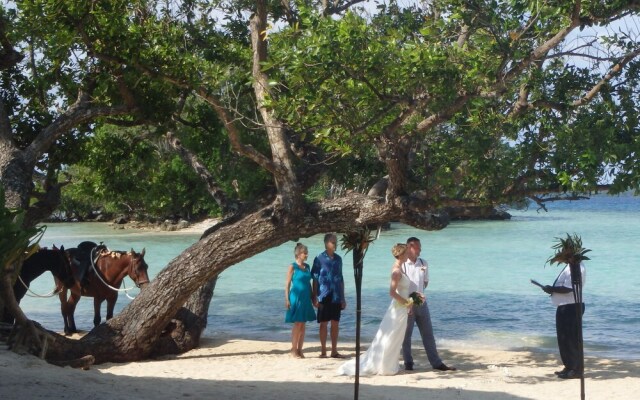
[391,243,407,259]
[294,242,308,257]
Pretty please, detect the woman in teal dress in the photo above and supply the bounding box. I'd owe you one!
[285,242,316,358]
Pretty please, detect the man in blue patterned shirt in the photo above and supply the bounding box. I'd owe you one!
[312,233,346,358]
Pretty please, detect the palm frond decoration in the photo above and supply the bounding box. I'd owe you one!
[546,233,591,266]
[341,227,376,261]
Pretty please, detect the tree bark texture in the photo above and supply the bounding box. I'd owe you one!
[151,277,218,356]
[250,1,301,212]
[1,263,46,354]
[0,144,32,211]
[378,134,412,197]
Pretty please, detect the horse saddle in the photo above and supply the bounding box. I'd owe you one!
[68,241,108,284]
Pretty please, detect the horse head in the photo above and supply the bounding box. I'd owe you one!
[51,245,75,288]
[128,248,150,288]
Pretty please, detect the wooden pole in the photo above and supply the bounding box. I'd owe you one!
[353,247,363,400]
[569,262,585,400]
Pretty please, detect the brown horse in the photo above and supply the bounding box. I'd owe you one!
[55,247,150,335]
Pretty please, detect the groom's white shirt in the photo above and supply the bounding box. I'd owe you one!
[402,258,429,294]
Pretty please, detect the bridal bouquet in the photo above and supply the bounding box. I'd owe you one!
[409,292,424,306]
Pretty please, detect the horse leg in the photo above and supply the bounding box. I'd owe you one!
[106,294,117,321]
[59,290,71,336]
[67,292,81,334]
[93,297,103,327]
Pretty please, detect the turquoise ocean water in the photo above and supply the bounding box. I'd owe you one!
[17,193,640,360]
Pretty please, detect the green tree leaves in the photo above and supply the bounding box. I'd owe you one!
[4,0,640,222]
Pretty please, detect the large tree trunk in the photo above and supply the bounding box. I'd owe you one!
[0,145,34,326]
[151,277,218,356]
[0,263,46,354]
[0,145,31,211]
[250,0,301,213]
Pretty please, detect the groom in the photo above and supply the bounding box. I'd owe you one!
[402,237,456,371]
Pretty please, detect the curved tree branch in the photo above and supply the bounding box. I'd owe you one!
[501,19,581,85]
[165,131,238,215]
[509,46,640,117]
[572,47,640,107]
[22,92,132,165]
[195,90,277,174]
[323,0,368,16]
[416,91,475,132]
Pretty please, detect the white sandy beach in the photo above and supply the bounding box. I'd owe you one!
[116,217,219,234]
[1,338,639,400]
[177,218,220,233]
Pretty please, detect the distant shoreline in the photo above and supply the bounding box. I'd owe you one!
[39,217,220,235]
[41,208,510,235]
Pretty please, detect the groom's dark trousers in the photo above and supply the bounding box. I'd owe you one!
[402,300,443,368]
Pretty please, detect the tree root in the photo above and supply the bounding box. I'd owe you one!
[0,321,13,341]
[6,319,45,355]
[47,354,95,370]
[3,320,95,369]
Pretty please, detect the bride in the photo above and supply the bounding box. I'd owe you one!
[337,243,418,376]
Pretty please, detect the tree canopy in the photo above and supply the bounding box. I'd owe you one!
[1,0,639,362]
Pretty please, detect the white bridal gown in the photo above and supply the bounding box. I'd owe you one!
[337,272,410,376]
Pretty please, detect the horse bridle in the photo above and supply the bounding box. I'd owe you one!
[128,252,150,288]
